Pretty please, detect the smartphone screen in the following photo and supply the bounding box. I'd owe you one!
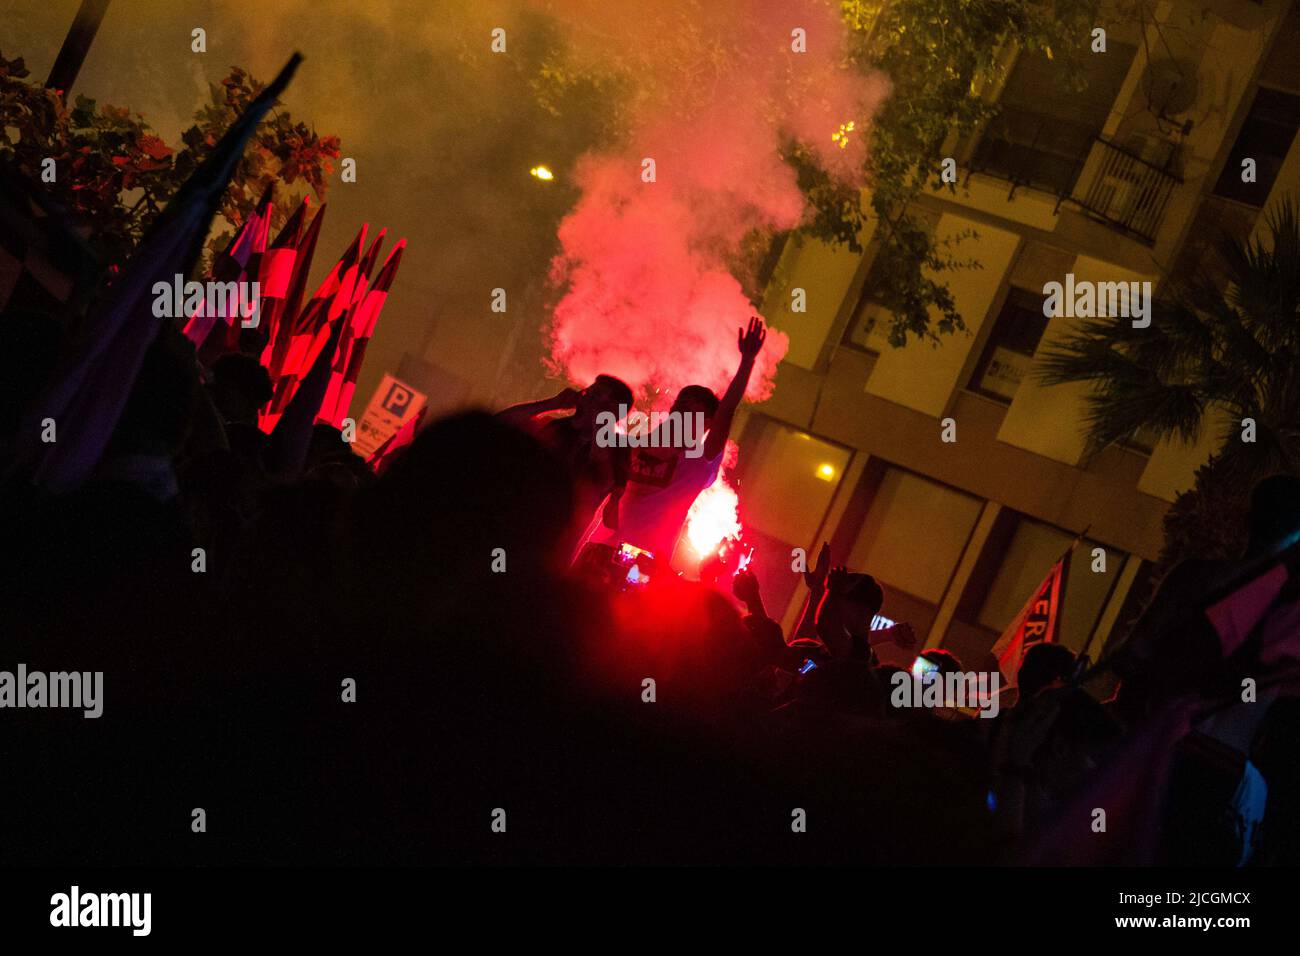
[911,656,940,681]
[619,543,655,564]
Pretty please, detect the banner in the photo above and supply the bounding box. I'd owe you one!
[990,551,1070,684]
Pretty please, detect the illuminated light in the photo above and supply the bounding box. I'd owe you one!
[869,613,896,631]
[831,120,856,149]
[529,165,555,181]
[911,655,940,682]
[816,463,835,481]
[684,463,742,561]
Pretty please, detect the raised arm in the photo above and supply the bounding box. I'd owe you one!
[703,316,766,461]
[497,387,580,430]
[793,542,831,640]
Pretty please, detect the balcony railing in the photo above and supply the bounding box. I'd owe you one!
[967,110,1095,198]
[967,112,1182,245]
[1069,135,1182,244]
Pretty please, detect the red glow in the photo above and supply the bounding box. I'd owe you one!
[542,0,888,403]
[683,440,742,560]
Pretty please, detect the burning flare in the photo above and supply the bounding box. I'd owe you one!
[683,440,742,560]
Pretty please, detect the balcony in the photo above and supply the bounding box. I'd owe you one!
[967,111,1182,244]
[1069,136,1182,245]
[967,110,1096,199]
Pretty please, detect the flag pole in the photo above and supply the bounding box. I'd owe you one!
[46,0,112,95]
[992,525,1090,682]
[1063,525,1090,659]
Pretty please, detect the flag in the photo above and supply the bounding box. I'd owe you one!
[282,224,365,372]
[319,239,404,427]
[9,54,302,493]
[261,201,326,381]
[355,228,387,300]
[1205,553,1300,667]
[990,548,1073,684]
[261,224,366,430]
[180,191,265,348]
[1023,694,1199,865]
[317,228,388,423]
[219,180,275,353]
[265,310,344,477]
[197,182,275,362]
[252,194,310,359]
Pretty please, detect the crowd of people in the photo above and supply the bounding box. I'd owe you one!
[2,303,1299,867]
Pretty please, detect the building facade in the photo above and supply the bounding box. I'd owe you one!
[742,0,1300,668]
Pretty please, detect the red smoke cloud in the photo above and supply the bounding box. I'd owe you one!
[542,0,888,405]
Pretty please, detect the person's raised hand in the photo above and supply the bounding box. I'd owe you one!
[890,621,917,648]
[552,386,582,409]
[732,568,761,607]
[803,541,831,590]
[738,316,767,359]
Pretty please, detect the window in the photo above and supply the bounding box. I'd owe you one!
[738,419,851,547]
[943,513,1126,668]
[1168,195,1259,290]
[843,296,893,353]
[973,519,1121,655]
[847,468,983,606]
[1213,87,1300,207]
[736,418,853,622]
[843,219,938,354]
[1120,424,1160,456]
[971,43,1137,195]
[837,465,983,651]
[969,287,1050,403]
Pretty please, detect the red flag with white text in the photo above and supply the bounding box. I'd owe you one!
[990,551,1070,685]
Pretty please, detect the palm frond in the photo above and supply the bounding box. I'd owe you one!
[1038,195,1300,457]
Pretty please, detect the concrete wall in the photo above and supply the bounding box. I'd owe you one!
[864,214,1020,416]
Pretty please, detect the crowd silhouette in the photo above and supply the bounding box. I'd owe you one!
[2,308,1299,866]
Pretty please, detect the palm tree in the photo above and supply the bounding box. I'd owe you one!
[1037,197,1300,569]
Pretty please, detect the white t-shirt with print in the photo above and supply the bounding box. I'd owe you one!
[592,443,724,561]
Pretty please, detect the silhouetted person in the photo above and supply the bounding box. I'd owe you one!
[210,352,273,426]
[815,567,916,663]
[589,317,765,564]
[1016,642,1077,703]
[498,375,632,555]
